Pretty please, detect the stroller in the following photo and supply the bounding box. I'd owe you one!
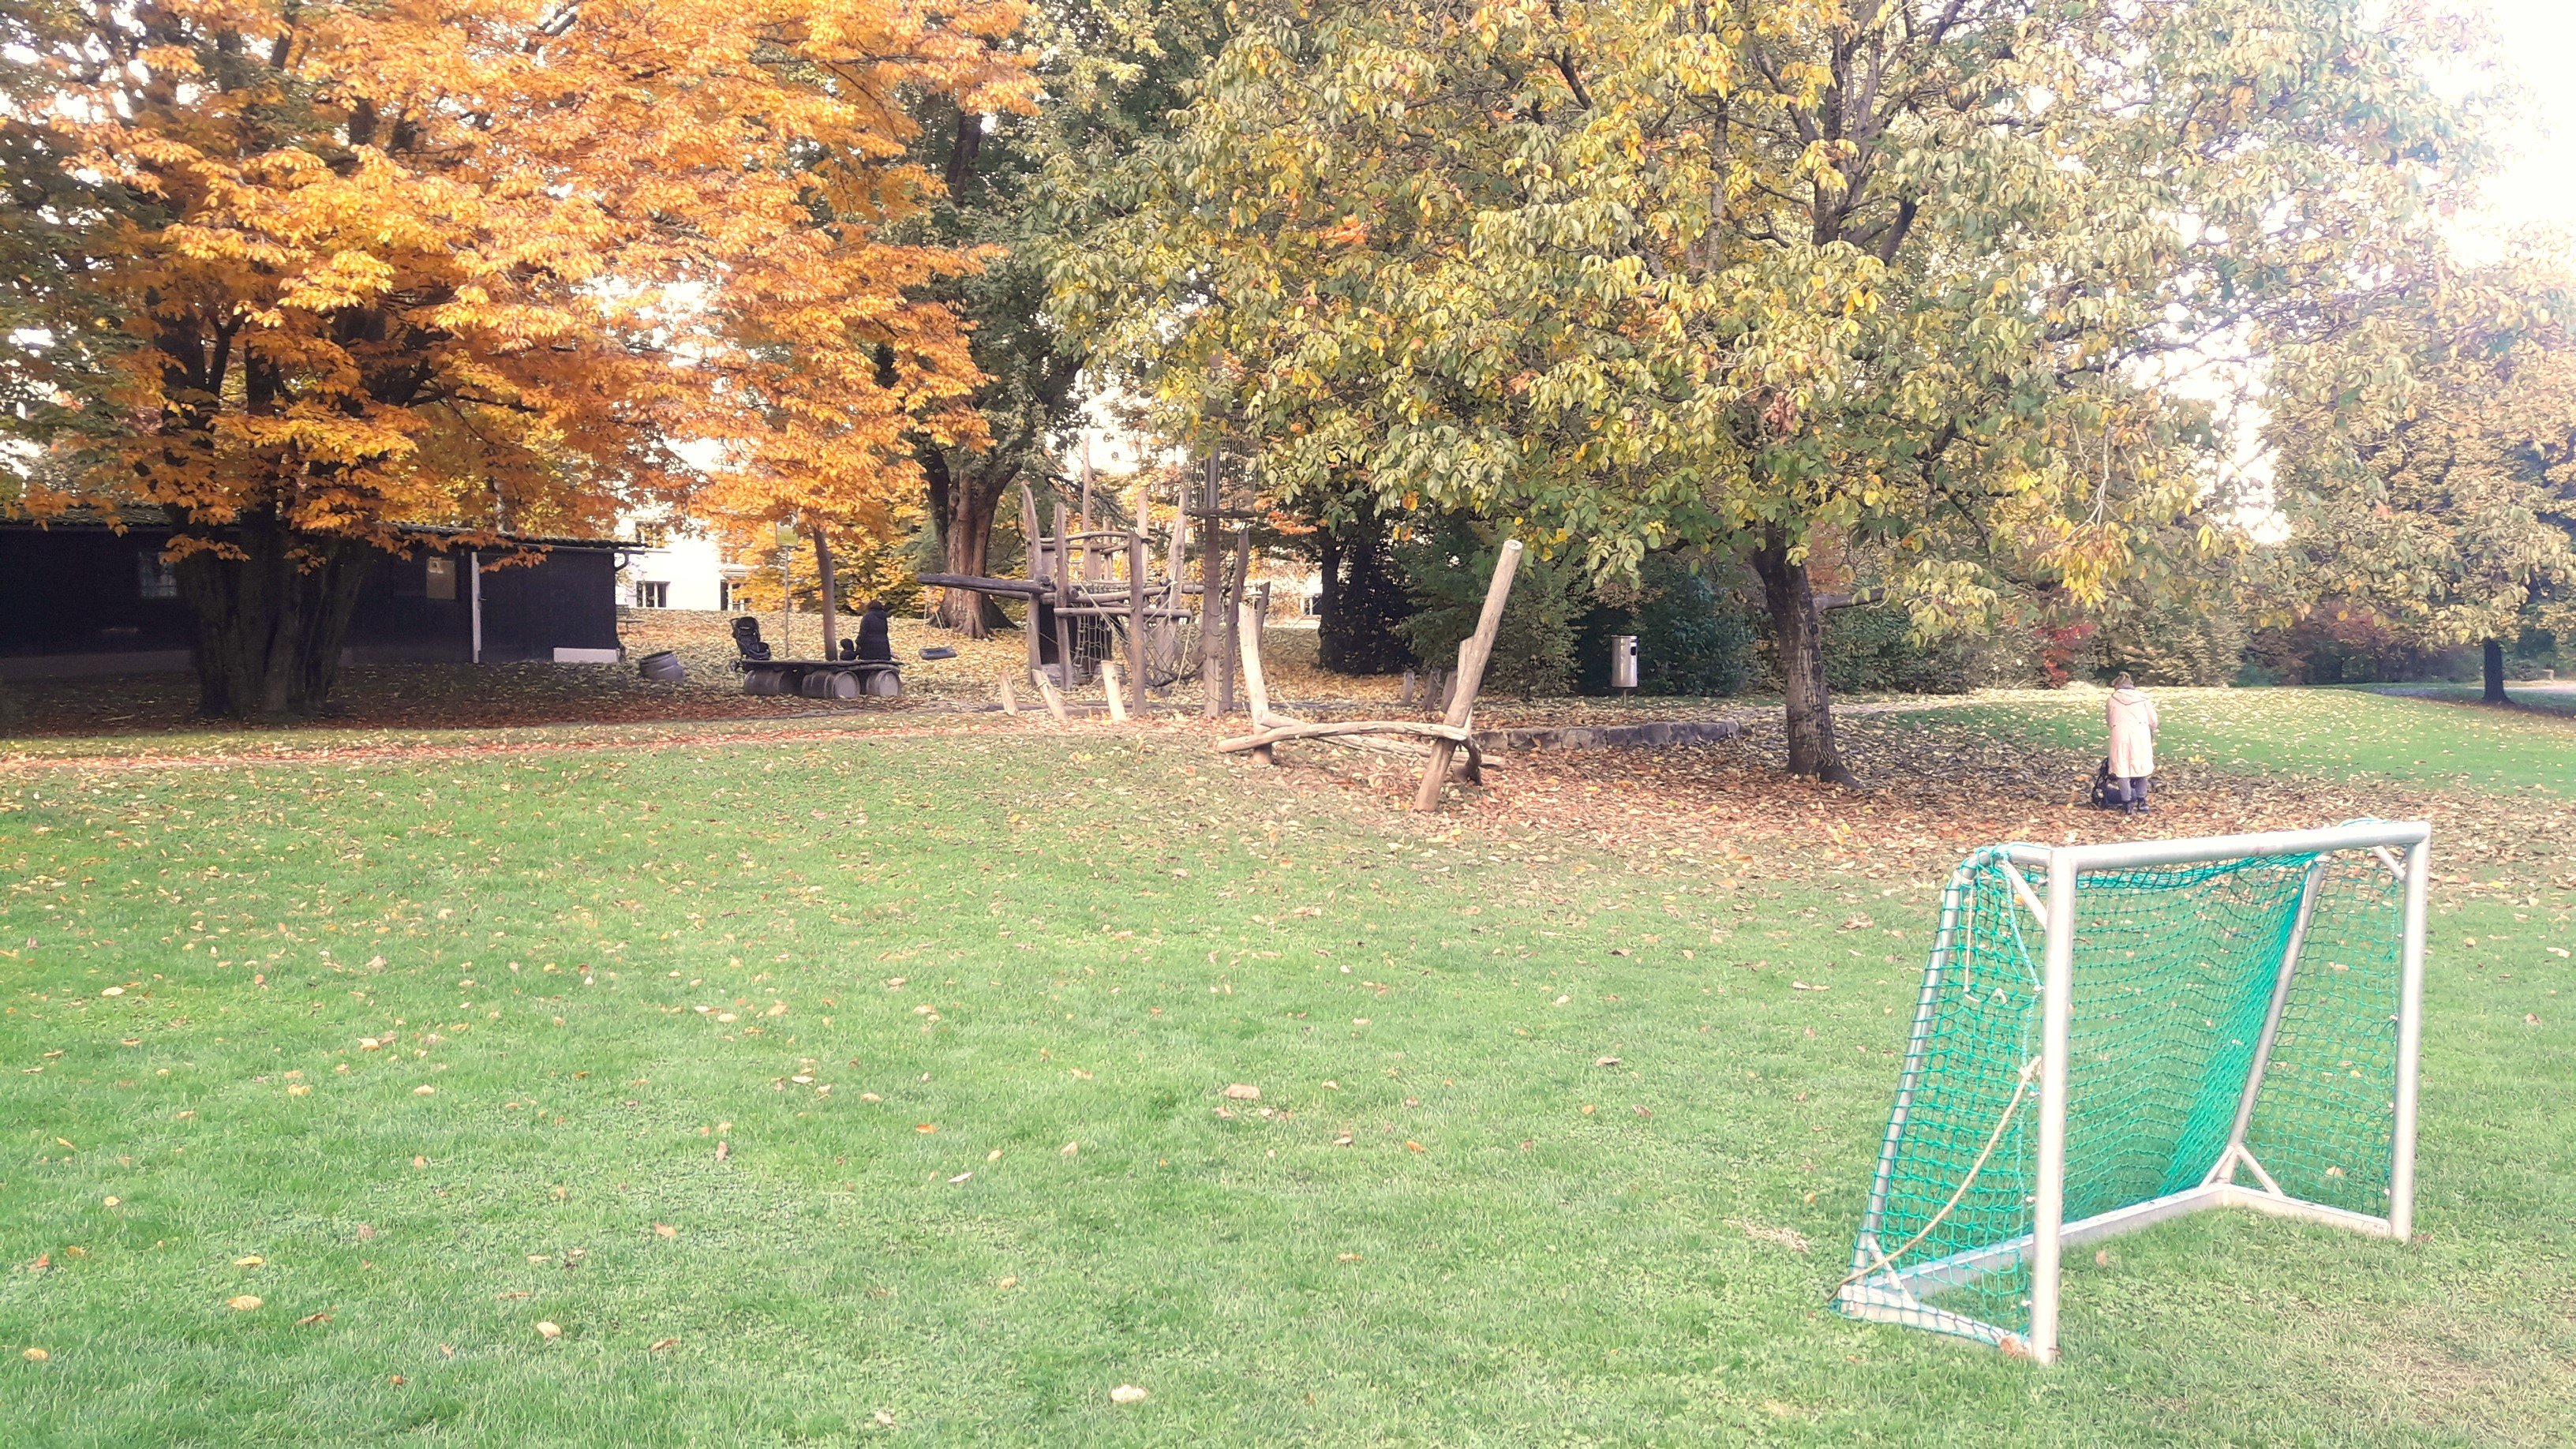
[2088,758,2147,811]
[731,615,773,661]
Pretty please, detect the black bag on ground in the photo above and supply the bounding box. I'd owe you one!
[2089,759,2123,809]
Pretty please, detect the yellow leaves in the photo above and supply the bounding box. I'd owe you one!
[226,1296,262,1312]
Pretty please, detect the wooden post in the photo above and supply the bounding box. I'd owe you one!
[1127,530,1149,716]
[1053,500,1077,688]
[1103,661,1129,723]
[999,674,1020,716]
[1413,539,1522,812]
[1031,667,1069,725]
[1079,445,1100,583]
[1237,600,1277,766]
[1221,523,1252,717]
[1018,484,1044,676]
[1200,454,1222,717]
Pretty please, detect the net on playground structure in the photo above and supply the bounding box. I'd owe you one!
[1838,835,2411,1354]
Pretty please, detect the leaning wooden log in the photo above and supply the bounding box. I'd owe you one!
[1415,538,1522,812]
[1236,601,1275,764]
[1031,668,1069,726]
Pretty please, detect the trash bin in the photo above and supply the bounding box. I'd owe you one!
[637,650,684,683]
[1611,635,1640,692]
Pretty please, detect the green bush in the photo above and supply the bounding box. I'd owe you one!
[1817,604,1974,695]
[2087,593,2248,686]
[1395,522,1578,698]
[1574,554,1758,696]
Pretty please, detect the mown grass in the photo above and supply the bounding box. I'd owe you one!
[0,705,2570,1445]
[1919,685,2576,796]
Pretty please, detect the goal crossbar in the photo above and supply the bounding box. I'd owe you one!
[1839,819,2432,1363]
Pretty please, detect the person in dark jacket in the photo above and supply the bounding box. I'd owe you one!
[854,600,894,663]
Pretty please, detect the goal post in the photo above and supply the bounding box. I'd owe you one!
[1835,820,2431,1364]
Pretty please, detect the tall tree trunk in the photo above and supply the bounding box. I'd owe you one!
[1750,526,1856,784]
[2483,638,2509,704]
[813,525,840,657]
[925,448,1009,637]
[172,511,378,721]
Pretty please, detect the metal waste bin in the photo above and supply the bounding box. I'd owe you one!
[1611,634,1640,692]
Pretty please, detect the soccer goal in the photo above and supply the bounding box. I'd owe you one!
[1834,820,2431,1364]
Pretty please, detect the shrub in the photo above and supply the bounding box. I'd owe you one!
[1395,522,1578,698]
[1574,554,1758,696]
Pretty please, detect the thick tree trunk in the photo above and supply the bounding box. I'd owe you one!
[1750,527,1856,784]
[2484,638,2509,704]
[924,448,1009,637]
[171,512,379,721]
[813,525,840,657]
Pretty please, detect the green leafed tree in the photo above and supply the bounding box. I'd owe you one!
[909,0,1231,636]
[2268,249,2576,703]
[1065,0,2495,780]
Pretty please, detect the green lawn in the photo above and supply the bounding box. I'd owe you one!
[1919,685,2576,795]
[0,704,2571,1444]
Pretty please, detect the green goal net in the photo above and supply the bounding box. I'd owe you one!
[1834,823,2428,1362]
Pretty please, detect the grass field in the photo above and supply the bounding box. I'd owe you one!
[1,692,2571,1445]
[1918,684,2576,796]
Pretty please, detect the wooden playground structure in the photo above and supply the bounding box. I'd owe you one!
[924,455,1525,812]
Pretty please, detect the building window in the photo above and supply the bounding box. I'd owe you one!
[138,551,178,600]
[425,555,458,601]
[636,581,671,608]
[718,580,743,611]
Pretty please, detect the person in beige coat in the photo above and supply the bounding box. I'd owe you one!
[2105,672,2159,814]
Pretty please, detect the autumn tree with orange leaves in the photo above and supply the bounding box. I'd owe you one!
[6,0,1028,717]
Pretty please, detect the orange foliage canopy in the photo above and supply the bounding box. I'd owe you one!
[35,0,1032,551]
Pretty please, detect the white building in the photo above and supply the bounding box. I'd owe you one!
[616,522,747,612]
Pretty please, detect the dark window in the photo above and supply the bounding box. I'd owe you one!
[138,550,178,600]
[718,580,744,611]
[425,556,458,601]
[636,581,670,608]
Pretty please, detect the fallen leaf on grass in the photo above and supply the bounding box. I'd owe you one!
[1059,1142,1078,1155]
[1110,1384,1149,1405]
[21,1348,46,1362]
[297,1312,331,1327]
[226,1295,262,1312]
[536,1321,563,1342]
[1404,1140,1425,1152]
[653,1223,677,1239]
[234,1255,264,1267]
[413,1086,434,1096]
[1222,1083,1260,1100]
[997,1276,1018,1289]
[873,1410,897,1427]
[949,1171,973,1185]
[1338,1252,1361,1262]
[714,1140,730,1162]
[914,1123,938,1134]
[649,1338,679,1352]
[1594,1057,1621,1067]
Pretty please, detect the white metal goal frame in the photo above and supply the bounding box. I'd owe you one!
[1835,820,2432,1365]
